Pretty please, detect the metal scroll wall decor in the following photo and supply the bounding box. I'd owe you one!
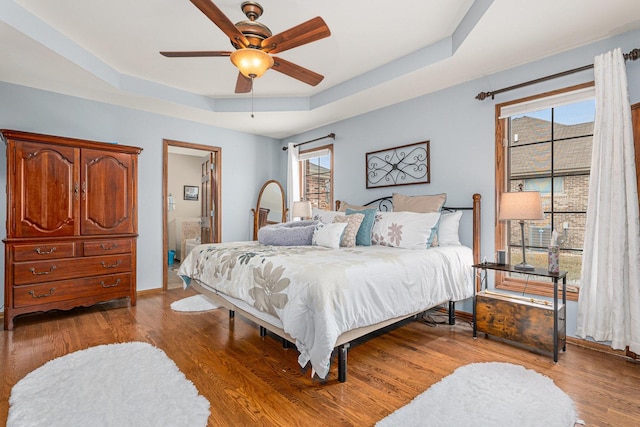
[366,141,430,188]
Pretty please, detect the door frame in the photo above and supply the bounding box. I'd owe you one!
[162,139,222,290]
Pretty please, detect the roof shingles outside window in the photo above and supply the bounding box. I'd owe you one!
[510,116,593,178]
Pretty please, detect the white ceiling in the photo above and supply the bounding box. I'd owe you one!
[1,0,639,139]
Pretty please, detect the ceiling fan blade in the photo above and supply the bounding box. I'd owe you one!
[160,51,231,57]
[235,73,253,93]
[261,17,330,54]
[189,0,249,48]
[271,56,324,86]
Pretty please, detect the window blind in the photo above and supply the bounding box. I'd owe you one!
[298,148,331,161]
[499,86,595,118]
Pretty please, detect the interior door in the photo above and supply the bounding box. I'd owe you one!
[200,153,214,244]
[163,140,221,291]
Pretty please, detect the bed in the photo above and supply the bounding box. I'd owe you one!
[178,193,481,382]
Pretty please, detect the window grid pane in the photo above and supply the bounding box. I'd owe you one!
[506,99,594,286]
[302,153,332,211]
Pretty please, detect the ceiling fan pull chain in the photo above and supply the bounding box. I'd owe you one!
[251,78,255,118]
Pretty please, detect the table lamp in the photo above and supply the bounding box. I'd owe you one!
[291,201,312,220]
[498,189,544,271]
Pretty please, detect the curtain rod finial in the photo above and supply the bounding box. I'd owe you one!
[476,91,492,101]
[624,48,639,61]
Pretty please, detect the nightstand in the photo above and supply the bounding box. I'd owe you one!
[472,263,567,362]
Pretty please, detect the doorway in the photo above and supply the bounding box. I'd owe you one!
[162,139,221,290]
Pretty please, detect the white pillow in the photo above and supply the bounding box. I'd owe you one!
[312,222,348,249]
[437,211,463,246]
[311,208,342,224]
[371,211,441,249]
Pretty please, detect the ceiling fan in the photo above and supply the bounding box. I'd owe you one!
[160,0,331,93]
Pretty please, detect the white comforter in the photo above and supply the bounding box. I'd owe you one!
[177,242,474,379]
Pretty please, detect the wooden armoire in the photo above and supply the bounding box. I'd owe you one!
[2,130,142,329]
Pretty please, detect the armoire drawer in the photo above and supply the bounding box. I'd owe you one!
[13,254,132,285]
[12,242,76,262]
[13,273,131,308]
[83,239,132,256]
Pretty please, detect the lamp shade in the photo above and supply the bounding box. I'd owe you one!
[292,201,312,219]
[230,48,274,79]
[498,191,544,221]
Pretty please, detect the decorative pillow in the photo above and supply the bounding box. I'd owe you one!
[435,211,463,246]
[257,220,318,246]
[392,193,447,213]
[312,222,348,249]
[332,213,364,248]
[346,208,377,246]
[312,208,342,224]
[371,211,441,249]
[337,201,370,212]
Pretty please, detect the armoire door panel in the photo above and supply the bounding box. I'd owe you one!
[13,141,80,237]
[81,149,135,235]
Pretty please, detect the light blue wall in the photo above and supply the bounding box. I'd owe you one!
[0,82,281,298]
[1,28,638,334]
[281,28,640,337]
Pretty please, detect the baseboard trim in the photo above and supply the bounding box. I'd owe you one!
[136,288,164,296]
[567,336,638,361]
[137,288,164,297]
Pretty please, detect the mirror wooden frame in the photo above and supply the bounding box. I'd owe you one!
[252,180,287,240]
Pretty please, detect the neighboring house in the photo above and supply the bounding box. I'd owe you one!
[303,161,331,211]
[509,116,594,249]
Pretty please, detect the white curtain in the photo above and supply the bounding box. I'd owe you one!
[286,142,300,222]
[576,48,640,354]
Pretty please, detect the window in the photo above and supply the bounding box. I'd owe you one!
[496,83,595,298]
[299,144,333,210]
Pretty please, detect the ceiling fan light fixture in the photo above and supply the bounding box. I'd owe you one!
[230,48,274,79]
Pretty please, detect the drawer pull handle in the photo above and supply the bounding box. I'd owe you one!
[100,243,117,250]
[29,266,57,275]
[100,278,121,288]
[100,260,122,269]
[29,288,56,298]
[35,247,57,255]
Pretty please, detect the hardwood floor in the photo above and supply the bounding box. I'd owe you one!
[1,288,639,426]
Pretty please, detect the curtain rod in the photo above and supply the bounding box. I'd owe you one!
[475,47,639,101]
[282,133,335,151]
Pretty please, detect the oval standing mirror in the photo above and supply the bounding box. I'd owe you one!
[252,180,287,240]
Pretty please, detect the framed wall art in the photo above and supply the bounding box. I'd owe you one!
[365,141,430,189]
[183,185,199,201]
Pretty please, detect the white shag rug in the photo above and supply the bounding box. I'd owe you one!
[7,342,210,427]
[377,362,581,427]
[170,294,220,312]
